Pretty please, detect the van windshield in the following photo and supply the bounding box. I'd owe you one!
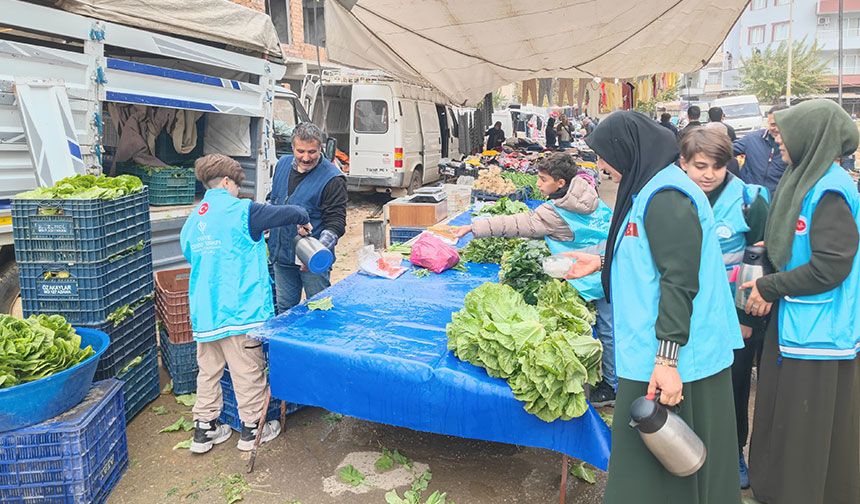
[721,103,761,119]
[354,100,389,133]
[274,97,310,137]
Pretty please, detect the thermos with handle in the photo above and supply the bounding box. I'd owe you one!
[735,245,771,310]
[628,392,707,477]
[293,235,334,274]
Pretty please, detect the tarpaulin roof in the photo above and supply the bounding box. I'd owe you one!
[325,0,749,105]
[53,0,284,58]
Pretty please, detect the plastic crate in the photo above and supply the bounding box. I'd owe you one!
[116,347,160,422]
[11,189,151,263]
[160,335,198,395]
[470,188,526,203]
[154,267,193,344]
[218,367,301,432]
[117,165,195,207]
[389,226,425,244]
[0,379,129,504]
[80,296,157,381]
[19,244,155,325]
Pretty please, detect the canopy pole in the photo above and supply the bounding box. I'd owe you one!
[839,0,844,107]
[786,0,793,106]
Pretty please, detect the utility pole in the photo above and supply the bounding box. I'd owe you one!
[786,0,793,106]
[839,0,845,106]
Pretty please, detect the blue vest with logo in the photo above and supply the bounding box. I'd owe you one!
[268,156,343,267]
[544,199,612,301]
[611,166,742,382]
[778,164,860,360]
[711,176,769,293]
[180,189,274,342]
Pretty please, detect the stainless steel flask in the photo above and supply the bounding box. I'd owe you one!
[735,245,770,310]
[629,393,707,477]
[293,235,334,274]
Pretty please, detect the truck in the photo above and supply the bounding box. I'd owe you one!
[0,0,315,314]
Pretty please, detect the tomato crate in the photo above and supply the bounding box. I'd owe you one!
[11,189,151,263]
[154,267,192,344]
[219,367,302,432]
[116,347,160,422]
[19,243,155,325]
[160,335,198,395]
[0,379,129,504]
[117,165,195,206]
[80,295,157,381]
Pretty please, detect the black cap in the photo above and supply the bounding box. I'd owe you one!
[629,394,668,434]
[742,245,771,270]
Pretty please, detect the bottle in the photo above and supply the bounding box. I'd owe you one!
[542,254,574,278]
[735,245,771,310]
[628,393,707,477]
[293,235,334,274]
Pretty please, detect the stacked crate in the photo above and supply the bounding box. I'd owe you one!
[117,164,196,206]
[155,268,198,394]
[12,190,159,421]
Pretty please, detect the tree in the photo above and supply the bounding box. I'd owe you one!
[738,38,831,105]
[634,85,680,117]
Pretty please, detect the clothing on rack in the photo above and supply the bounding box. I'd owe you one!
[522,79,538,105]
[538,78,554,107]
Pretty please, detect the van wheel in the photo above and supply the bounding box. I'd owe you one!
[0,247,20,315]
[408,169,423,195]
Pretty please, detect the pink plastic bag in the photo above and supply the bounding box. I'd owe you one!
[409,233,461,273]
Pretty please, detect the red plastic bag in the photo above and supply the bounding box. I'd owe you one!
[409,233,461,273]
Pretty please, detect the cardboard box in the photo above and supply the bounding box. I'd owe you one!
[387,200,448,227]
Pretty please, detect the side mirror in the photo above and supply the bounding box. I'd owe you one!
[325,137,337,161]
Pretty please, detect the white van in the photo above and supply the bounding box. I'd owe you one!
[303,71,459,194]
[711,95,763,135]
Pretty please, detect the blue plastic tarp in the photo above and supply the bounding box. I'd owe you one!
[254,203,611,470]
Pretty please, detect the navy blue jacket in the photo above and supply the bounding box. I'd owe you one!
[733,129,788,196]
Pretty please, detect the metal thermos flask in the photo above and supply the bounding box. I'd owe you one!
[629,393,707,477]
[293,235,334,274]
[735,245,770,310]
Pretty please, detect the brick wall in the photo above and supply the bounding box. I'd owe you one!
[227,0,329,63]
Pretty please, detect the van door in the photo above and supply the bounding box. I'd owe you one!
[447,107,460,157]
[400,100,423,187]
[416,101,441,183]
[349,85,396,182]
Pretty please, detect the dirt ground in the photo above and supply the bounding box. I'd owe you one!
[108,181,758,504]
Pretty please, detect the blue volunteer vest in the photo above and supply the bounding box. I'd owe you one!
[611,166,743,382]
[778,164,860,360]
[180,188,274,342]
[711,176,769,293]
[268,155,343,267]
[544,199,612,301]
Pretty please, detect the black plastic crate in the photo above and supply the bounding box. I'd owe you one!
[19,244,155,325]
[12,189,151,263]
[81,296,157,381]
[160,335,198,395]
[389,226,425,244]
[116,347,160,422]
[0,380,128,504]
[470,188,526,203]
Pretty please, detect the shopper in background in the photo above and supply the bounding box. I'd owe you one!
[485,121,506,151]
[659,112,679,139]
[545,117,558,149]
[708,106,737,141]
[678,105,703,140]
[732,105,789,196]
[557,114,574,149]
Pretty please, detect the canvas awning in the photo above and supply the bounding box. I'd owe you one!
[325,0,748,105]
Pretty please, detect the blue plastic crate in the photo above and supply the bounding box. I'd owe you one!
[470,188,526,203]
[117,347,160,422]
[12,189,151,263]
[19,243,155,325]
[0,379,129,504]
[218,367,300,432]
[389,226,425,244]
[116,165,195,206]
[160,335,198,395]
[80,295,157,381]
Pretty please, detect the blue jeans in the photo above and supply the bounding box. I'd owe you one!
[593,297,616,388]
[273,263,331,314]
[559,140,573,149]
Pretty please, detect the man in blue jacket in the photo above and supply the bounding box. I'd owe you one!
[733,105,789,195]
[269,122,347,313]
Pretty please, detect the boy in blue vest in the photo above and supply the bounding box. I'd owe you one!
[678,127,769,489]
[181,154,310,454]
[452,153,617,407]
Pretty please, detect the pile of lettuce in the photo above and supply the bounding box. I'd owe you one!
[471,197,529,216]
[460,237,522,264]
[16,174,143,201]
[447,281,601,422]
[0,314,95,389]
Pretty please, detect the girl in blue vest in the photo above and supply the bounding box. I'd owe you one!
[740,100,860,504]
[451,153,618,407]
[678,127,769,490]
[181,154,310,455]
[563,111,743,504]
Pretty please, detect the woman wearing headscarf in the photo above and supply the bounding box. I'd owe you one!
[545,117,558,149]
[741,100,860,504]
[561,111,743,503]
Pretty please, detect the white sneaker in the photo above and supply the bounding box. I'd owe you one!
[190,420,233,454]
[237,419,281,451]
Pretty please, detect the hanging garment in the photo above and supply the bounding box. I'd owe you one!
[576,78,589,109]
[558,78,576,107]
[522,79,538,105]
[586,81,602,117]
[538,78,554,107]
[622,82,632,110]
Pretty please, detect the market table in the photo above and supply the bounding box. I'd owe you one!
[253,207,612,471]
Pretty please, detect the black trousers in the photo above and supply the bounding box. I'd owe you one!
[731,326,765,450]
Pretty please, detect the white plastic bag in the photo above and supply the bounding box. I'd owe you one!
[357,245,408,279]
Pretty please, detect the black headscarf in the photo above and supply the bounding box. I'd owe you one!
[584,111,680,301]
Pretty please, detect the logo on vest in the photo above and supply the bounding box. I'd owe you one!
[796,216,808,235]
[197,222,207,234]
[198,203,209,215]
[716,225,733,239]
[624,223,639,237]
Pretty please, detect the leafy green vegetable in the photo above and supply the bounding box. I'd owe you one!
[412,268,430,278]
[451,261,468,272]
[338,465,366,486]
[375,454,394,471]
[411,470,432,493]
[460,237,522,264]
[173,437,192,450]
[118,355,143,375]
[151,405,169,415]
[499,240,553,305]
[0,314,94,388]
[388,242,413,259]
[16,174,143,201]
[322,412,343,423]
[175,393,197,406]
[472,197,529,216]
[203,473,250,504]
[307,297,333,311]
[161,380,174,394]
[108,240,145,263]
[391,449,413,469]
[159,416,194,433]
[501,172,547,201]
[599,410,614,428]
[570,462,597,484]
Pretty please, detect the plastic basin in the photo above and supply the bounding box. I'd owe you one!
[0,327,110,432]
